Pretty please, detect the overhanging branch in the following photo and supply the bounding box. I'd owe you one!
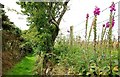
[57,0,70,25]
[48,0,70,29]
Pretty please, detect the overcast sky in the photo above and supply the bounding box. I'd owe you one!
[0,0,120,40]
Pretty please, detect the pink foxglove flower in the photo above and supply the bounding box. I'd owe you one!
[94,6,100,16]
[106,17,115,28]
[109,2,116,12]
[106,22,110,28]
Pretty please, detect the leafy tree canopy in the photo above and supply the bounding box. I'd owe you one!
[17,1,70,52]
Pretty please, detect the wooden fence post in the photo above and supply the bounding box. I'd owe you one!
[70,26,73,46]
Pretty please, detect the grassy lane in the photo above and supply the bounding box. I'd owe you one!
[5,54,36,75]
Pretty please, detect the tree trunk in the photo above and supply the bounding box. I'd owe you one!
[43,27,59,75]
[42,1,69,75]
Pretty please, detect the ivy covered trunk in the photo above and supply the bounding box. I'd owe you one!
[43,26,59,75]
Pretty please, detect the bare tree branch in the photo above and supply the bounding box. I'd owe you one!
[57,0,70,25]
[48,0,70,29]
[48,3,59,28]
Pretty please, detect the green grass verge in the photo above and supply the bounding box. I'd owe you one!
[5,54,36,75]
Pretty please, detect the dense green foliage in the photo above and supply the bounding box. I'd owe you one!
[1,4,22,52]
[52,37,119,75]
[1,4,33,54]
[5,36,119,75]
[21,26,39,54]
